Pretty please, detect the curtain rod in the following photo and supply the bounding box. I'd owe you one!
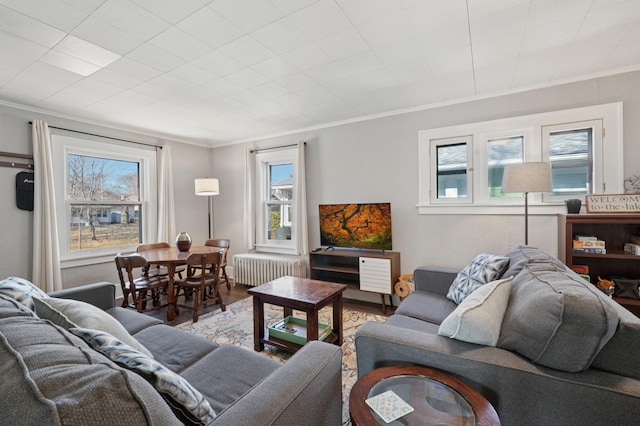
[28,122,162,149]
[250,141,306,153]
[0,150,33,169]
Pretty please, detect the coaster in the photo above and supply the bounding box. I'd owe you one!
[365,390,414,423]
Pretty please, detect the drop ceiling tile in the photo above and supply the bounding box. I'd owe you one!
[131,0,208,25]
[0,29,48,66]
[385,60,432,85]
[417,22,471,56]
[527,0,593,28]
[251,56,299,80]
[282,43,331,70]
[405,0,468,36]
[195,54,242,80]
[60,0,105,14]
[0,5,65,47]
[55,35,121,67]
[251,17,311,55]
[132,82,174,100]
[39,50,102,76]
[177,6,244,49]
[24,61,84,86]
[467,0,530,20]
[93,0,170,41]
[294,85,343,109]
[269,0,319,15]
[148,27,211,62]
[199,77,246,97]
[469,3,529,43]
[579,1,640,35]
[521,15,582,53]
[426,46,473,75]
[252,81,291,99]
[228,89,268,106]
[0,69,69,105]
[90,67,142,89]
[472,33,522,67]
[567,24,631,57]
[288,0,353,40]
[126,43,185,72]
[210,0,283,33]
[336,0,403,25]
[168,63,217,86]
[304,61,347,85]
[474,60,518,94]
[316,28,370,62]
[374,39,427,67]
[225,67,270,89]
[0,0,87,32]
[275,72,318,91]
[357,11,417,50]
[72,16,144,55]
[105,56,162,82]
[218,35,275,66]
[147,73,195,93]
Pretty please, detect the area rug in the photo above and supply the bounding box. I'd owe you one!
[176,297,387,424]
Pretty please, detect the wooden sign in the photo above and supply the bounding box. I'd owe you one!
[586,194,640,213]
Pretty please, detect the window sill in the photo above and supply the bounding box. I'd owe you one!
[416,203,568,216]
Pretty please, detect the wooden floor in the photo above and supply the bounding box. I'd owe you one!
[140,282,394,326]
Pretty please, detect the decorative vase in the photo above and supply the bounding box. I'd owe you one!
[565,199,582,214]
[176,232,192,252]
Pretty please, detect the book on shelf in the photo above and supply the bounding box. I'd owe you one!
[572,240,605,248]
[570,265,590,274]
[573,233,599,241]
[624,243,640,256]
[572,247,607,254]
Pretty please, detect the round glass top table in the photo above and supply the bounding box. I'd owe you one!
[349,365,500,426]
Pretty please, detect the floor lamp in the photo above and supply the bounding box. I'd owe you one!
[194,178,219,239]
[501,162,552,245]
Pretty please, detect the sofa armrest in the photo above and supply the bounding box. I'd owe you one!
[413,266,458,295]
[212,341,342,426]
[48,282,117,311]
[355,321,640,426]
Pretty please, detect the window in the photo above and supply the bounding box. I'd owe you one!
[52,134,157,265]
[255,148,298,254]
[418,103,623,214]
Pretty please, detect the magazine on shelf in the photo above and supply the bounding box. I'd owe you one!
[573,240,606,248]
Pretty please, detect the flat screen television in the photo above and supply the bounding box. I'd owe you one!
[319,203,392,250]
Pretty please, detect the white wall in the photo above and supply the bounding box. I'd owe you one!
[2,70,639,294]
[0,104,213,288]
[212,70,640,304]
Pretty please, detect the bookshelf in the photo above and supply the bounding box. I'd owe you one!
[309,249,400,314]
[558,214,640,315]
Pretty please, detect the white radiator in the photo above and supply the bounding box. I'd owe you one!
[233,253,308,286]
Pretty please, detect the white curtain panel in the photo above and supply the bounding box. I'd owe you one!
[156,145,176,243]
[32,120,62,292]
[294,141,309,255]
[243,148,256,251]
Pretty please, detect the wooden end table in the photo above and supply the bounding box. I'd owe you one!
[247,276,347,353]
[350,365,500,425]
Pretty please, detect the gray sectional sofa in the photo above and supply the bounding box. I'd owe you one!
[355,245,640,425]
[1,281,342,425]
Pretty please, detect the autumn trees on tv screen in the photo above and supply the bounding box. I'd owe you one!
[319,203,392,250]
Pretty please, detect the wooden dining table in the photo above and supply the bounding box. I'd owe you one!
[136,245,223,321]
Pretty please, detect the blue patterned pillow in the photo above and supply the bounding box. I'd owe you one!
[70,327,216,425]
[0,276,49,310]
[447,253,510,304]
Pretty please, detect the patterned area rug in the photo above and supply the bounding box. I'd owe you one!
[176,297,387,424]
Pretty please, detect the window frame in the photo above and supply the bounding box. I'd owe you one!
[429,135,473,204]
[52,134,157,267]
[254,148,298,254]
[418,103,623,215]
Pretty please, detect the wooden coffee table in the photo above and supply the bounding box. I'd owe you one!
[247,276,347,353]
[350,365,500,425]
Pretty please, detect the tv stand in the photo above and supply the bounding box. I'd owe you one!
[309,249,400,314]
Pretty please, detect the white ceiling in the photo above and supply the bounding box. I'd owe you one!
[1,0,639,147]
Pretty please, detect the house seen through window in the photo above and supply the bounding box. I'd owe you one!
[67,154,142,252]
[267,163,293,242]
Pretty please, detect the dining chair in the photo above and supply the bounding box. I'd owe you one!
[136,242,185,279]
[174,251,225,322]
[114,253,169,313]
[198,238,232,289]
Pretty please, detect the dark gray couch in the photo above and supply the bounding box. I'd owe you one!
[2,282,342,425]
[355,245,640,425]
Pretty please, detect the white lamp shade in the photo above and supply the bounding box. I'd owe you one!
[502,162,552,194]
[195,178,219,196]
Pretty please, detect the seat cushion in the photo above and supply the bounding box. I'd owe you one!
[180,345,281,414]
[385,314,442,335]
[107,306,163,335]
[0,294,180,426]
[498,263,619,372]
[395,290,457,325]
[446,253,510,304]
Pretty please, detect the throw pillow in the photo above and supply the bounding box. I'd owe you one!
[446,253,510,304]
[439,276,513,346]
[0,276,49,311]
[613,278,640,299]
[33,297,153,358]
[70,327,216,426]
